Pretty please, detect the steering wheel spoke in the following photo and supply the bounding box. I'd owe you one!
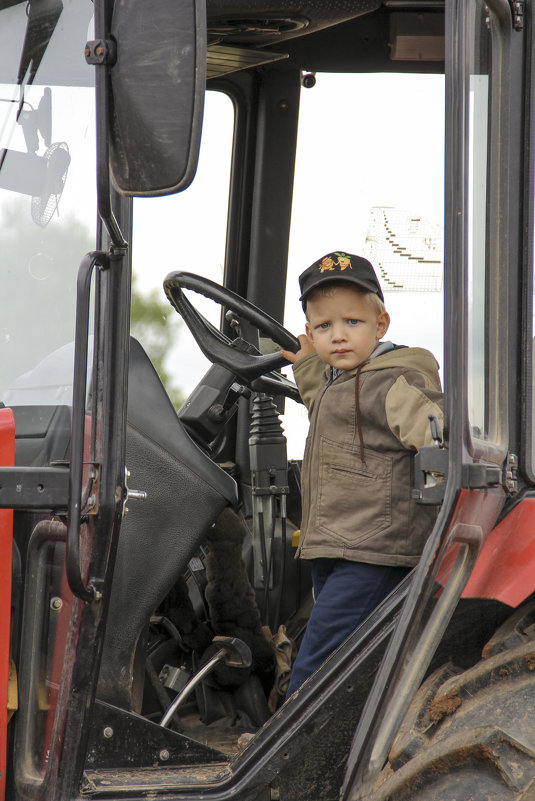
[164,272,301,400]
[249,372,301,403]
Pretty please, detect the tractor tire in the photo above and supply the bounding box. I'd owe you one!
[356,599,535,801]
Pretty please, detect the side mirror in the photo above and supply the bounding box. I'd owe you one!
[108,0,206,196]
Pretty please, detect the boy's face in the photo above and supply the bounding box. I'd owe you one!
[305,285,390,370]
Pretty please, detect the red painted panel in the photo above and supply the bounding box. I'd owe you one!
[0,408,15,801]
[435,495,535,608]
[460,498,535,607]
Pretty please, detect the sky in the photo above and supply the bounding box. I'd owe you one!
[133,72,446,456]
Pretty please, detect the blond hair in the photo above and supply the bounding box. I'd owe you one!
[305,281,386,319]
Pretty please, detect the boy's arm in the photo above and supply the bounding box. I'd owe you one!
[292,352,326,411]
[281,336,325,412]
[385,371,444,451]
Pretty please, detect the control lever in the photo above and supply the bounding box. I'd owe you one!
[428,413,444,446]
[159,636,251,728]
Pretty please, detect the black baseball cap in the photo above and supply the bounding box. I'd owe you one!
[298,251,384,309]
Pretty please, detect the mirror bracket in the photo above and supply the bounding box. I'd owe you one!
[90,0,127,249]
[85,39,117,67]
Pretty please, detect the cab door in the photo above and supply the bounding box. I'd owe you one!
[341,0,520,795]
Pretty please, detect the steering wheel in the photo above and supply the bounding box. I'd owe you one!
[163,271,301,401]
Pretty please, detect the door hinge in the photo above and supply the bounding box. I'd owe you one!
[503,452,518,496]
[508,0,524,30]
[461,462,502,489]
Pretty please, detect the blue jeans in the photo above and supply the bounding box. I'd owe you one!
[286,558,410,696]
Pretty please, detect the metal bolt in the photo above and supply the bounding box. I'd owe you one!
[103,727,114,739]
[127,489,147,501]
[50,597,63,612]
[159,749,170,761]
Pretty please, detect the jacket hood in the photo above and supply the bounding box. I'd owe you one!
[360,346,442,391]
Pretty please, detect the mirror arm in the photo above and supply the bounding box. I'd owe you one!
[86,4,127,251]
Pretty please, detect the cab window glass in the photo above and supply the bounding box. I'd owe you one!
[132,91,234,408]
[283,73,445,458]
[466,6,490,442]
[0,4,96,405]
[462,0,508,462]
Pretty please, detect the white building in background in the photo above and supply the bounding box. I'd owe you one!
[363,206,443,293]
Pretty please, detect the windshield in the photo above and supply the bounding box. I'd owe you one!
[0,0,96,406]
[0,2,97,795]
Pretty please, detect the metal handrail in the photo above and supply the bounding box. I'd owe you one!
[66,251,107,603]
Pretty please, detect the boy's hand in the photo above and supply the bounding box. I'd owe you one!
[280,334,315,364]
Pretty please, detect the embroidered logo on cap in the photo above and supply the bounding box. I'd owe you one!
[318,255,335,272]
[336,253,352,271]
[318,252,353,273]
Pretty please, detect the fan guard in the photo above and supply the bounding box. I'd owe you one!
[31,141,71,227]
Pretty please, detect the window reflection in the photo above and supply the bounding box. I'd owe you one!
[0,83,96,403]
[467,61,489,438]
[0,0,96,403]
[465,0,508,460]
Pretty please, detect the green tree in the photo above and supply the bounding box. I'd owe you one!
[0,197,184,407]
[1,198,94,393]
[130,273,185,408]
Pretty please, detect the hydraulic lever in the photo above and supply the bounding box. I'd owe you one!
[159,637,251,728]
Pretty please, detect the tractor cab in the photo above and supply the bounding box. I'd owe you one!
[1,1,535,800]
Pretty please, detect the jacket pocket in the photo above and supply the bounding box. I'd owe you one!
[316,436,392,546]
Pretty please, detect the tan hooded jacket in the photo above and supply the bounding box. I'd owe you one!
[293,346,444,567]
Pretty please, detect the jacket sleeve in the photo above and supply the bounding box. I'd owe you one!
[385,370,444,451]
[292,352,326,413]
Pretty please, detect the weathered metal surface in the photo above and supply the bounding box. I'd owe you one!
[82,763,230,795]
[355,602,535,800]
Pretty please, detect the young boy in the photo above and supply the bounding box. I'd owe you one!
[281,251,443,696]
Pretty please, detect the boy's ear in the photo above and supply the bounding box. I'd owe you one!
[377,311,390,338]
[305,321,314,344]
